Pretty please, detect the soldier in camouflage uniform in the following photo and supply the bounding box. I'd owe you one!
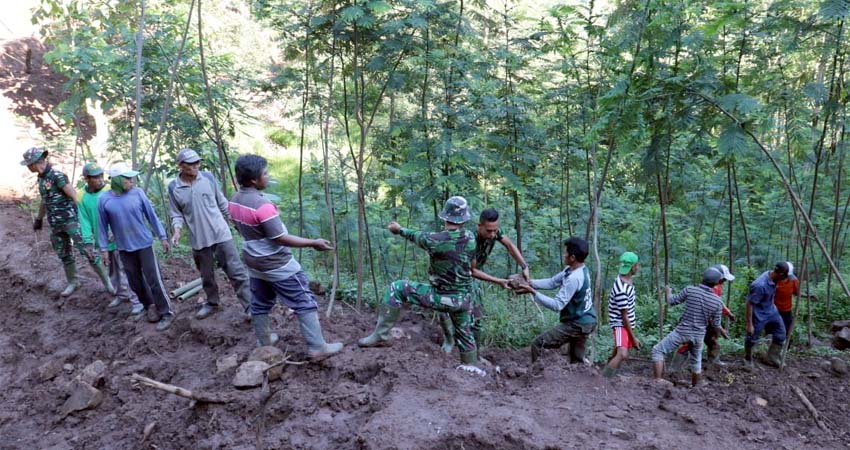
[358,196,481,364]
[439,208,530,353]
[22,148,115,297]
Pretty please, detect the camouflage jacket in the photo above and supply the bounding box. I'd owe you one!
[38,164,77,227]
[399,227,477,295]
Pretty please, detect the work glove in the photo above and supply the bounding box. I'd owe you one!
[33,218,43,230]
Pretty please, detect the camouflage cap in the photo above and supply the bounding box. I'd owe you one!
[438,196,471,224]
[82,162,104,177]
[20,147,47,166]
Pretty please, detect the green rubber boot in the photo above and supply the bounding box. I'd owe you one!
[358,305,400,347]
[298,311,343,361]
[93,263,116,295]
[252,314,279,347]
[460,350,478,365]
[439,313,455,353]
[60,264,78,297]
[764,341,783,368]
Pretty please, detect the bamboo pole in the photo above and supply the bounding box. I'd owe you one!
[170,277,202,298]
[178,284,203,302]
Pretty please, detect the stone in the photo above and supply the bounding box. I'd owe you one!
[216,354,239,374]
[833,327,850,351]
[754,396,768,407]
[77,360,107,387]
[62,364,75,374]
[830,357,848,376]
[36,359,64,382]
[389,327,405,339]
[610,428,636,441]
[248,346,284,381]
[232,361,270,389]
[831,320,850,332]
[59,380,103,418]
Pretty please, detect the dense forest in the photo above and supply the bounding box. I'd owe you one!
[31,0,850,358]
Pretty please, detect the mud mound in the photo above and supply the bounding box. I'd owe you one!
[0,200,849,449]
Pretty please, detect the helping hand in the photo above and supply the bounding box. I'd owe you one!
[312,239,334,251]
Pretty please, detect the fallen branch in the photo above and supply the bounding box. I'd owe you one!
[130,373,229,404]
[791,385,829,431]
[263,356,308,373]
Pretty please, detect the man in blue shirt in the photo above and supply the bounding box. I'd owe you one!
[745,262,789,368]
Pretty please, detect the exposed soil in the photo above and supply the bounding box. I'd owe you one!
[2,14,850,450]
[0,201,849,450]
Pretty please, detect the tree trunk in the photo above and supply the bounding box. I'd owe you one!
[131,0,146,169]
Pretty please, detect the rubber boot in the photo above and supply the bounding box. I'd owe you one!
[743,345,755,370]
[358,306,400,347]
[707,346,726,366]
[252,314,280,347]
[569,335,588,364]
[60,264,78,297]
[439,313,455,353]
[602,366,618,378]
[297,311,343,361]
[764,341,783,368]
[460,350,478,365]
[93,263,116,295]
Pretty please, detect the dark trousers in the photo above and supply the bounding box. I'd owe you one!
[532,321,596,363]
[192,240,251,310]
[779,311,794,341]
[120,246,172,316]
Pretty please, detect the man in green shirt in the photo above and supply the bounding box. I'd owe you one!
[359,196,481,365]
[77,162,141,314]
[22,148,114,297]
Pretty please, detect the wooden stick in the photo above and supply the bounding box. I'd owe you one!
[791,385,829,431]
[130,373,228,404]
[263,357,308,373]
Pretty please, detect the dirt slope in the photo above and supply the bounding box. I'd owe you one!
[0,201,848,450]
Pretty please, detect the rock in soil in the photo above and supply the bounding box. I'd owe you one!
[77,360,107,387]
[59,380,103,418]
[830,357,848,376]
[248,346,284,381]
[232,361,270,389]
[216,354,239,374]
[833,327,850,351]
[36,358,64,382]
[831,320,850,332]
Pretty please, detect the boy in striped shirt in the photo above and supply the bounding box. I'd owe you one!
[602,252,639,377]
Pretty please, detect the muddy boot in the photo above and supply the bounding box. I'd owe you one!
[298,311,343,361]
[691,372,705,387]
[763,341,783,368]
[358,306,400,348]
[93,263,116,295]
[60,264,78,297]
[569,335,588,364]
[743,345,755,370]
[707,347,726,366]
[252,314,280,347]
[439,313,455,353]
[460,349,478,365]
[602,365,618,378]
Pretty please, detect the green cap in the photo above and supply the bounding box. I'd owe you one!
[20,147,47,166]
[618,252,639,275]
[82,162,104,177]
[438,196,471,224]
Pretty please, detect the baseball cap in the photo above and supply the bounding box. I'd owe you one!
[20,147,47,166]
[702,267,723,286]
[108,162,140,178]
[82,162,104,177]
[618,252,639,275]
[176,148,201,164]
[714,264,735,281]
[787,261,795,277]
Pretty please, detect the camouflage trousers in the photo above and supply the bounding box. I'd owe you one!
[382,280,476,354]
[50,221,98,267]
[440,281,484,341]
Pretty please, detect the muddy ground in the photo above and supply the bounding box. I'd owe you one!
[0,202,849,450]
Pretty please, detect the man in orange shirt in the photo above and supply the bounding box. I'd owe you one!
[774,262,816,342]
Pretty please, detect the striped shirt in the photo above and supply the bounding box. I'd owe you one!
[668,284,723,339]
[608,276,636,328]
[228,187,301,281]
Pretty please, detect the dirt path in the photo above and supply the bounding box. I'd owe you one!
[0,200,848,450]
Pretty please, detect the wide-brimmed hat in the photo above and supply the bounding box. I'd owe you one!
[438,196,471,224]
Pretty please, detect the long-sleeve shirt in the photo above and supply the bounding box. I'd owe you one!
[748,271,781,322]
[668,284,723,339]
[398,227,476,295]
[531,265,596,325]
[77,186,115,251]
[167,171,232,250]
[97,188,167,252]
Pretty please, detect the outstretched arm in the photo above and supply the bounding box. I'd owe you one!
[471,259,509,289]
[499,235,529,280]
